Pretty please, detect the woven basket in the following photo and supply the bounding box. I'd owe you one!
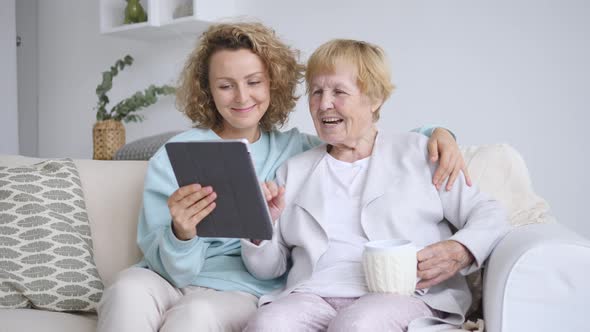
[93,120,126,160]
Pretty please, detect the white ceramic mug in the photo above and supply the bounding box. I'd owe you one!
[362,239,423,295]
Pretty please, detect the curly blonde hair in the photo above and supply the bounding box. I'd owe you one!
[176,22,304,132]
[306,39,395,121]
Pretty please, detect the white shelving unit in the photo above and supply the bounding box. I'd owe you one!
[99,0,236,41]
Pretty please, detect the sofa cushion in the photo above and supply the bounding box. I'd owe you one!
[0,159,103,312]
[460,144,552,319]
[462,144,553,227]
[0,308,96,332]
[73,159,146,287]
[114,131,182,160]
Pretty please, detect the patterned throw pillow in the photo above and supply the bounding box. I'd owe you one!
[114,131,181,160]
[0,159,103,312]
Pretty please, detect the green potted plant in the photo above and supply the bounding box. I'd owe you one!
[93,54,175,160]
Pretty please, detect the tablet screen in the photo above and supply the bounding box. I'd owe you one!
[165,140,273,240]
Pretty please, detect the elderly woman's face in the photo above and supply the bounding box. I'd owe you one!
[308,62,379,147]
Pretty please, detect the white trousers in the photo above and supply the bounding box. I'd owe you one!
[97,267,258,332]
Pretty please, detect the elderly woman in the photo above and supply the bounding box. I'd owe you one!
[241,39,509,331]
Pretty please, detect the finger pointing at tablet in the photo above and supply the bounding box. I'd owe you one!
[168,183,217,241]
[262,181,285,223]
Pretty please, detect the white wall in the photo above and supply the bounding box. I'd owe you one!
[16,0,39,157]
[0,0,19,154]
[33,0,589,238]
[36,1,192,159]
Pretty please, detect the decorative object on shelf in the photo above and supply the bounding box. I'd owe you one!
[93,119,126,160]
[173,1,193,19]
[124,0,148,24]
[93,54,175,160]
[100,0,236,40]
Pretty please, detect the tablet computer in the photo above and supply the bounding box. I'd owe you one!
[165,140,273,240]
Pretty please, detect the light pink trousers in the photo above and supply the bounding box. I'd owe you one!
[97,267,258,332]
[244,292,439,332]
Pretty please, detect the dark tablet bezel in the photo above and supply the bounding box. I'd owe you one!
[165,140,273,240]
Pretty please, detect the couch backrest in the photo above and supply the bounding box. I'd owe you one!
[88,144,552,287]
[75,160,147,288]
[460,144,552,227]
[1,143,552,289]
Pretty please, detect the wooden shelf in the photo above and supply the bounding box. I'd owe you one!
[99,0,235,41]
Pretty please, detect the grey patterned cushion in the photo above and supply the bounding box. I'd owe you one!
[114,131,182,160]
[0,159,103,312]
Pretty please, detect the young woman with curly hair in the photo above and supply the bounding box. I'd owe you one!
[97,22,468,332]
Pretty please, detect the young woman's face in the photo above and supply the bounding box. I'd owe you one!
[208,49,271,140]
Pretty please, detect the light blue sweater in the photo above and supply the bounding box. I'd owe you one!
[136,128,320,296]
[136,126,436,297]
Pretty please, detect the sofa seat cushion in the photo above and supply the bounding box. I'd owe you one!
[0,308,96,332]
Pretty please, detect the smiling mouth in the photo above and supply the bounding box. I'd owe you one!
[321,117,344,125]
[232,105,256,112]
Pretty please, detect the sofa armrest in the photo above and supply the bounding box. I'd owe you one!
[483,222,590,332]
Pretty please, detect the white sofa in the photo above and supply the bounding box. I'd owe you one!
[1,144,589,332]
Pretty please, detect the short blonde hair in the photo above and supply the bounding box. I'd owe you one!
[306,39,395,121]
[176,22,304,131]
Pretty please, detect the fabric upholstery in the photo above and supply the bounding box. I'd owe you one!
[0,308,96,332]
[114,131,182,161]
[459,144,553,317]
[483,222,590,332]
[73,159,146,288]
[0,159,103,312]
[461,144,552,227]
[0,142,584,332]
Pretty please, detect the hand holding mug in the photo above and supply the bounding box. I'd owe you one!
[416,240,474,289]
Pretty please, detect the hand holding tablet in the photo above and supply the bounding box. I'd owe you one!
[165,140,275,240]
[166,183,217,241]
